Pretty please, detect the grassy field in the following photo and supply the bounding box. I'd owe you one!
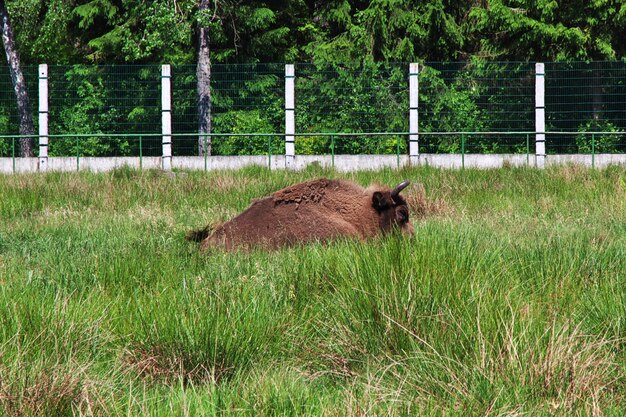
[0,164,624,416]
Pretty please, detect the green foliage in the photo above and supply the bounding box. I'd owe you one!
[306,0,463,62]
[4,0,626,65]
[50,65,117,155]
[0,110,11,157]
[5,0,78,63]
[467,0,626,61]
[72,0,194,63]
[575,119,623,153]
[213,110,280,155]
[420,65,485,133]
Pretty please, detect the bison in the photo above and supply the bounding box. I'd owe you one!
[186,178,413,250]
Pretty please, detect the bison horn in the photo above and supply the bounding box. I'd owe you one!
[391,180,410,198]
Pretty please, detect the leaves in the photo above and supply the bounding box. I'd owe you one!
[3,0,626,64]
[74,0,118,29]
[468,0,626,61]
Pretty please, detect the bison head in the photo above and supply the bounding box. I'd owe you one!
[372,180,414,235]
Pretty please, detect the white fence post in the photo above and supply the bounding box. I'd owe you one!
[161,64,172,171]
[409,63,419,165]
[535,63,546,168]
[38,64,48,171]
[285,64,295,169]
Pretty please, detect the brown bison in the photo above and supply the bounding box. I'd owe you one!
[187,178,413,250]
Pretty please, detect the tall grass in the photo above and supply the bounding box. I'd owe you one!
[0,164,624,416]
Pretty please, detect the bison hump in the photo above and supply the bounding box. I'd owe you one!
[272,178,335,206]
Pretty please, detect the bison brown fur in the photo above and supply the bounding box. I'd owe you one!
[187,178,413,251]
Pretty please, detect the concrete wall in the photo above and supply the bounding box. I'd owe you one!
[1,154,626,174]
[173,155,271,171]
[546,154,626,167]
[47,157,163,172]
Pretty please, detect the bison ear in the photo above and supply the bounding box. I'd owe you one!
[372,192,388,210]
[396,206,409,223]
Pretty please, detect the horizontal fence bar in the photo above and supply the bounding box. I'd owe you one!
[3,131,626,139]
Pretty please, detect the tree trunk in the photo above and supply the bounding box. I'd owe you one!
[0,0,34,157]
[197,0,212,156]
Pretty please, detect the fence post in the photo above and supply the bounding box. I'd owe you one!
[591,133,595,168]
[268,135,272,169]
[526,133,530,166]
[161,64,172,171]
[139,135,143,170]
[285,64,295,169]
[461,134,465,169]
[535,63,546,168]
[38,64,48,171]
[204,135,208,171]
[409,63,419,165]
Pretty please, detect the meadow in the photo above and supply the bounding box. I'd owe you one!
[0,164,624,416]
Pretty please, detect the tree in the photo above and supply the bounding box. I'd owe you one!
[467,0,626,61]
[72,0,194,63]
[5,0,79,64]
[304,0,464,63]
[197,0,212,156]
[0,0,34,157]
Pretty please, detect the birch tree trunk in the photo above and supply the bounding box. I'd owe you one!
[0,0,34,157]
[197,0,212,156]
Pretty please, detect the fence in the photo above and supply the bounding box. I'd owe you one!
[1,61,626,172]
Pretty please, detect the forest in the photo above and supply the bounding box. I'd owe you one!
[1,0,626,156]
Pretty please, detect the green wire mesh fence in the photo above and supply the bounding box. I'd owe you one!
[171,63,284,156]
[1,62,626,159]
[0,65,38,158]
[295,62,408,155]
[546,61,626,154]
[419,61,535,153]
[48,65,162,157]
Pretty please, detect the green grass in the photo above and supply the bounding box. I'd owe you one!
[0,164,624,416]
